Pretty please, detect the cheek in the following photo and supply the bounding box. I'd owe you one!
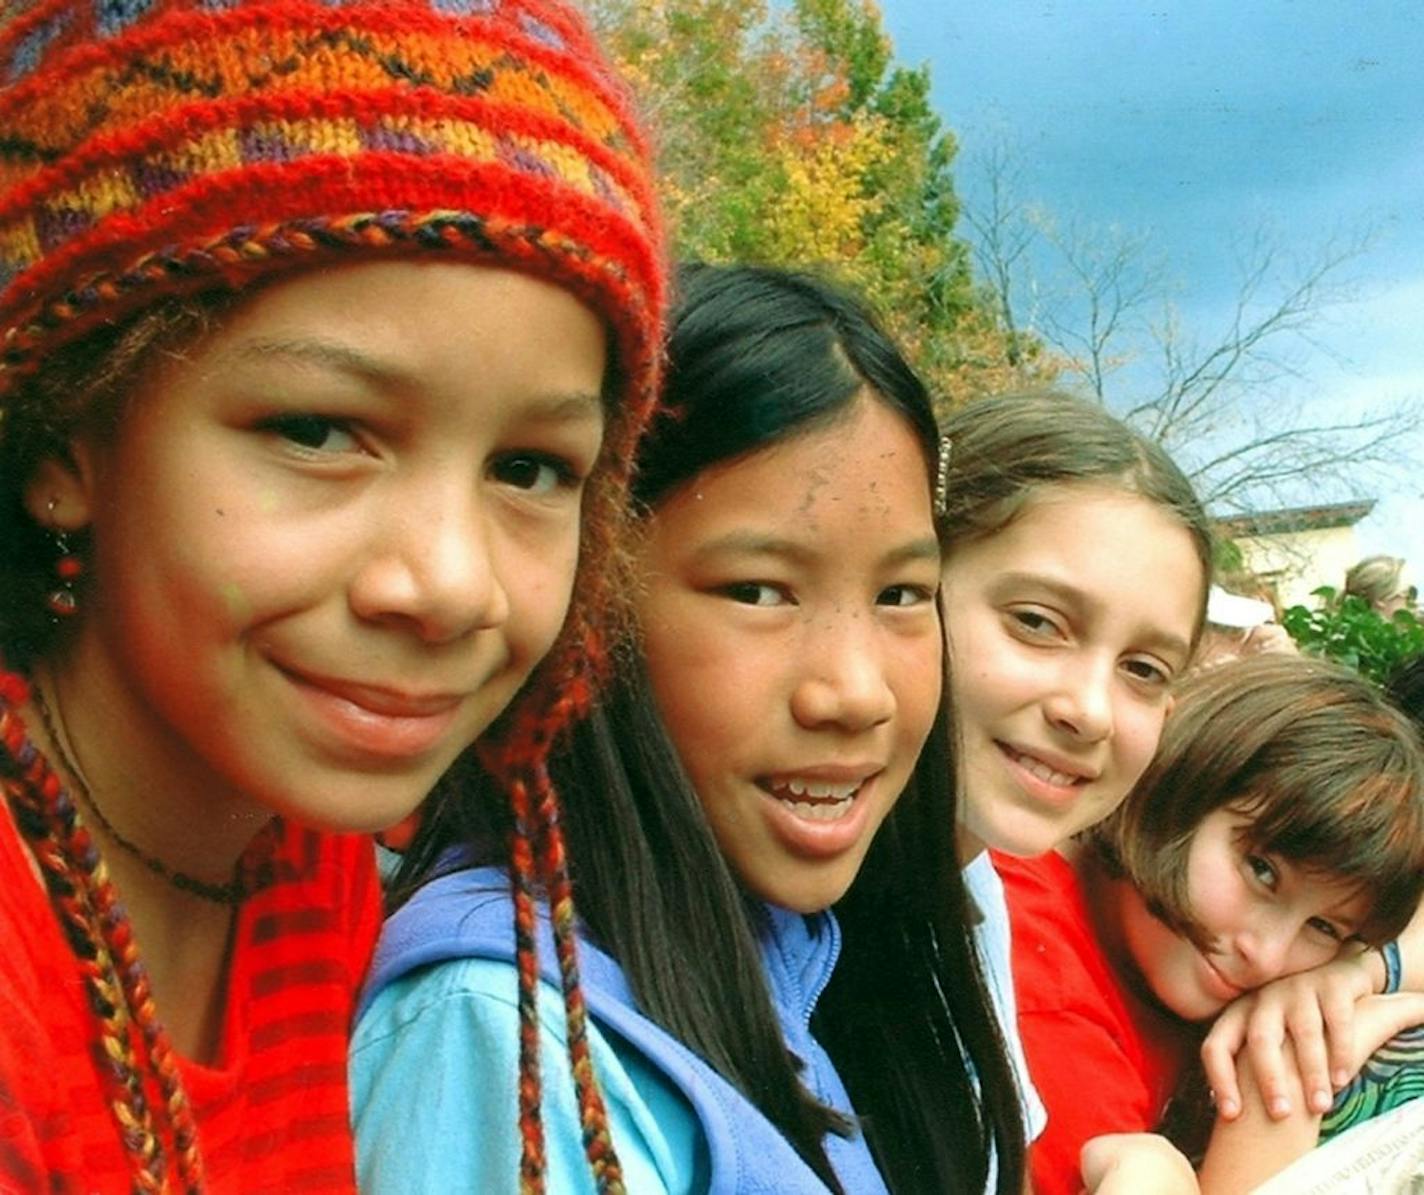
[525,537,583,643]
[891,637,943,743]
[1115,701,1169,782]
[639,612,759,775]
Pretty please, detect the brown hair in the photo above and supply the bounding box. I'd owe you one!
[937,388,1214,646]
[1097,653,1424,947]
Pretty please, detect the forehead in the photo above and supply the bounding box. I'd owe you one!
[946,483,1202,629]
[650,399,934,540]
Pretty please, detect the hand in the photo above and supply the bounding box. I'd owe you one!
[1205,965,1424,1124]
[1081,1133,1198,1194]
[1202,954,1374,1122]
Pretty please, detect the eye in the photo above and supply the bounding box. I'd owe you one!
[1306,916,1343,943]
[491,453,579,496]
[1008,608,1062,639]
[1122,656,1171,687]
[261,414,360,453]
[1245,853,1278,890]
[878,584,934,608]
[721,582,790,607]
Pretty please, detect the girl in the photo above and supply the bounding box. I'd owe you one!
[352,264,1024,1193]
[0,0,664,1188]
[995,654,1424,1194]
[934,388,1213,1168]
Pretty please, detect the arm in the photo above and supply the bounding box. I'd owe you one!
[350,958,681,1195]
[1197,994,1424,1194]
[1081,1134,1197,1195]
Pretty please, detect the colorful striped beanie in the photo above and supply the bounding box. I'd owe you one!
[0,0,665,1189]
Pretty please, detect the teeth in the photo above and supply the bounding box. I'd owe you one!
[778,778,861,801]
[766,777,863,820]
[1010,749,1078,787]
[791,798,854,822]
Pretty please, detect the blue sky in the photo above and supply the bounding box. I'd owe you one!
[877,1,1423,571]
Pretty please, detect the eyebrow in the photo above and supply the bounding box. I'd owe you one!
[229,338,603,420]
[689,531,940,568]
[993,569,1192,661]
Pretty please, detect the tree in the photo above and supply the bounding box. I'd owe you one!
[961,140,1422,511]
[586,0,1038,404]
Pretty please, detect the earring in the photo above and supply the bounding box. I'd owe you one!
[45,498,82,619]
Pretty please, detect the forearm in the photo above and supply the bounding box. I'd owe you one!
[1196,1053,1319,1195]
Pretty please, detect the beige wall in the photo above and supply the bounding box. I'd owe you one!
[1233,525,1361,610]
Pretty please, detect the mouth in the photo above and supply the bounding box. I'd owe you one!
[272,660,468,761]
[996,741,1094,793]
[281,669,465,718]
[1199,952,1246,1001]
[757,774,865,820]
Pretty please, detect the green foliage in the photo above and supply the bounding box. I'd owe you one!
[1281,588,1424,684]
[587,0,1044,404]
[1212,537,1245,575]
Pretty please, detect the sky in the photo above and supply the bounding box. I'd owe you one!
[877,1,1423,573]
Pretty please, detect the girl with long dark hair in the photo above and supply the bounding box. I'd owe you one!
[352,264,1024,1194]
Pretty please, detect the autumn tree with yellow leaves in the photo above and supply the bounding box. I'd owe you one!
[586,0,1048,407]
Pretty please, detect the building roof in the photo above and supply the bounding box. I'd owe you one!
[1213,498,1376,539]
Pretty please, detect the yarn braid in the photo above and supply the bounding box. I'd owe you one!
[0,671,203,1194]
[481,627,625,1194]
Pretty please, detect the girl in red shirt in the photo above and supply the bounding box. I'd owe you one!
[998,654,1424,1195]
[0,0,665,1188]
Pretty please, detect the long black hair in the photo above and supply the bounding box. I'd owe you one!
[403,263,1025,1193]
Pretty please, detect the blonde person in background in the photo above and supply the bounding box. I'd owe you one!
[1344,555,1415,618]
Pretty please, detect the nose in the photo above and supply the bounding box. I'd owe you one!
[348,489,511,644]
[788,614,897,733]
[1042,655,1113,743]
[1233,915,1296,987]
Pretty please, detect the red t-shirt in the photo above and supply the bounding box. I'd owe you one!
[993,850,1187,1195]
[0,803,380,1193]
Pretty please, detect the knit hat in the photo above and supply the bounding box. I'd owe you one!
[0,0,664,1189]
[0,0,662,406]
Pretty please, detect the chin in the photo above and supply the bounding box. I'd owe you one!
[757,876,852,915]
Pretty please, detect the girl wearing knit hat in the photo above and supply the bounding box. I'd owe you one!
[0,0,664,1190]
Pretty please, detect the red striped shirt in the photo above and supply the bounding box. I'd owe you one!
[0,810,380,1193]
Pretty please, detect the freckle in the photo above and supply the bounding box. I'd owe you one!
[215,508,225,517]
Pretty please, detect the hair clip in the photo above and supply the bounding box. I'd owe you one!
[934,434,952,519]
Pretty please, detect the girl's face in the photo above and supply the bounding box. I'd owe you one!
[942,484,1203,858]
[636,398,943,913]
[1117,809,1368,1021]
[33,261,607,832]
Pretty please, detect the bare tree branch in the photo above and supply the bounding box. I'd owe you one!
[956,145,1411,511]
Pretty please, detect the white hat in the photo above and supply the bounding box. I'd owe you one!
[1206,586,1275,630]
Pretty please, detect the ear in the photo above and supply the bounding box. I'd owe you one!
[1163,692,1177,721]
[22,441,100,532]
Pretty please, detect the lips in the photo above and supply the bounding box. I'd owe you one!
[284,669,465,718]
[273,660,469,761]
[998,742,1095,786]
[1199,952,1246,1001]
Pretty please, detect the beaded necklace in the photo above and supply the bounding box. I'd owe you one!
[0,671,206,1193]
[30,681,245,905]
